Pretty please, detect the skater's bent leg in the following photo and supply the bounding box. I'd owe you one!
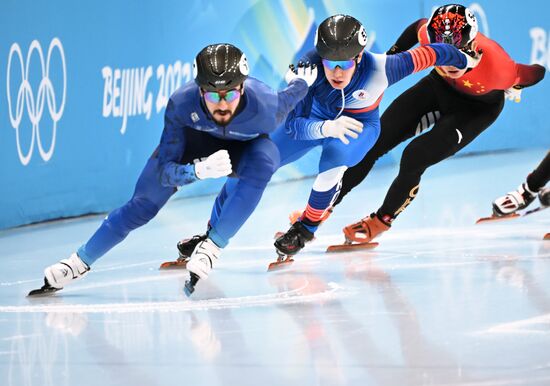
[300,166,347,232]
[335,104,426,207]
[208,138,280,247]
[209,178,238,228]
[78,157,176,266]
[379,105,502,221]
[270,126,320,168]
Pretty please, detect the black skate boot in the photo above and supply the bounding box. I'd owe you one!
[159,234,207,269]
[177,234,208,259]
[274,221,314,256]
[269,222,314,271]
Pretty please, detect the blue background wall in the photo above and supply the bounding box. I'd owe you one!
[0,0,548,229]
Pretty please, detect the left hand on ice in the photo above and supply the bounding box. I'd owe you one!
[504,86,522,103]
[285,61,317,87]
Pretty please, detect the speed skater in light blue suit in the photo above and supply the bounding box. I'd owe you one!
[271,14,482,259]
[40,43,316,292]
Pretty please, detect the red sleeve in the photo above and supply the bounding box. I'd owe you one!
[418,22,430,46]
[514,63,546,88]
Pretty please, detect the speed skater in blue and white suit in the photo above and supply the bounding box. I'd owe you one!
[39,43,317,293]
[271,14,482,258]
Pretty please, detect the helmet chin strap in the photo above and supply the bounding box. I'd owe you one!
[334,54,363,118]
[335,89,345,119]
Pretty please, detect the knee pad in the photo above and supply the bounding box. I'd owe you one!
[313,167,347,191]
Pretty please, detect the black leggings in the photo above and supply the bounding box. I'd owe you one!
[335,72,505,221]
[527,151,550,191]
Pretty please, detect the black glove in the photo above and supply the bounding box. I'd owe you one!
[386,45,401,55]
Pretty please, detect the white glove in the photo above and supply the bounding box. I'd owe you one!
[194,149,232,180]
[321,116,363,145]
[504,86,522,103]
[460,46,483,69]
[285,62,317,87]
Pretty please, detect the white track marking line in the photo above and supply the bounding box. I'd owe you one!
[0,282,355,314]
[476,313,550,335]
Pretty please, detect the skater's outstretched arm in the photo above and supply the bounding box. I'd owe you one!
[275,63,317,125]
[386,18,428,54]
[385,42,478,86]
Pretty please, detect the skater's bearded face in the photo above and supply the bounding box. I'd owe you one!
[322,52,363,89]
[202,84,243,125]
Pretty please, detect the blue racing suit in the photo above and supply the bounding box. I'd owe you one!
[77,77,308,265]
[271,43,468,232]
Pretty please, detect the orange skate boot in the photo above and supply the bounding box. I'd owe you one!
[326,213,389,253]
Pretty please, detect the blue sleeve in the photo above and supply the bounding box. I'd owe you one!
[275,78,309,126]
[157,99,198,187]
[287,117,325,140]
[283,49,327,140]
[283,83,326,140]
[385,43,467,86]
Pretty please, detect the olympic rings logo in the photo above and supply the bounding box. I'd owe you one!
[6,38,66,165]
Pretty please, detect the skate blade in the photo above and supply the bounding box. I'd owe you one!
[544,233,550,240]
[159,260,188,270]
[326,242,379,253]
[524,206,548,216]
[267,258,295,271]
[475,213,520,224]
[27,279,61,297]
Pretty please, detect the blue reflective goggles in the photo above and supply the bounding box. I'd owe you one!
[321,58,356,70]
[202,88,242,103]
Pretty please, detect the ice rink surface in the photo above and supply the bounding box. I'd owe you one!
[1,149,549,386]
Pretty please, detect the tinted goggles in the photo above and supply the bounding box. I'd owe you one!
[321,58,356,70]
[203,88,242,103]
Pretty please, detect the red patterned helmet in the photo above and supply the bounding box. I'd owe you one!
[427,4,478,48]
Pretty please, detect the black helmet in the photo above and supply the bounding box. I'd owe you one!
[193,43,249,91]
[427,4,478,48]
[315,14,367,60]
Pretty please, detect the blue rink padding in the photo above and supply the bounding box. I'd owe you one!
[0,0,548,229]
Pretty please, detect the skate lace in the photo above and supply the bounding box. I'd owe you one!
[285,226,302,241]
[283,223,312,245]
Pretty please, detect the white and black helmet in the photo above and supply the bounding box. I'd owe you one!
[193,43,249,91]
[315,14,367,60]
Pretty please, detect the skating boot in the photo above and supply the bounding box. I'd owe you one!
[344,213,390,243]
[159,234,207,269]
[478,185,549,224]
[269,222,314,271]
[184,238,221,296]
[492,183,537,216]
[327,213,388,253]
[29,253,90,296]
